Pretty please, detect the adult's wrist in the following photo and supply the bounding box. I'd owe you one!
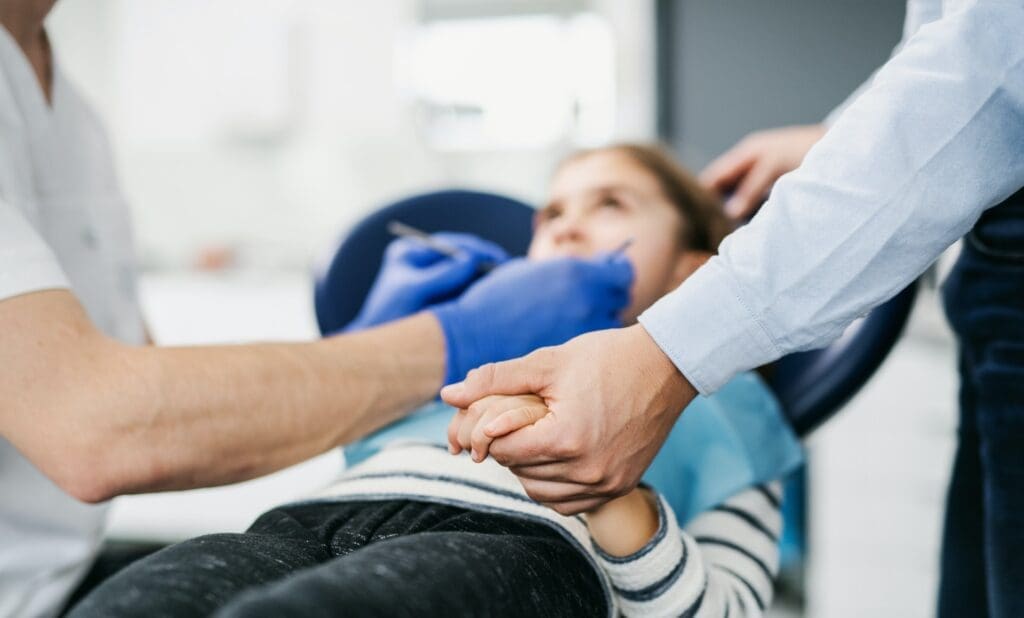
[628,323,698,418]
[323,313,448,438]
[638,258,778,394]
[427,303,475,386]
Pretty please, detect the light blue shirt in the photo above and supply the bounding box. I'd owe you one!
[345,371,803,524]
[640,0,1024,394]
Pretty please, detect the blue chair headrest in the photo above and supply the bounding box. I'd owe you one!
[769,281,918,435]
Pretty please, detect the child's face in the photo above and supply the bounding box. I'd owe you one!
[528,149,704,324]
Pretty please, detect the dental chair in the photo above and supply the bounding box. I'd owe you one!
[314,188,919,437]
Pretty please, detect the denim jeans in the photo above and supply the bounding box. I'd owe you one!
[940,188,1024,618]
[67,500,607,618]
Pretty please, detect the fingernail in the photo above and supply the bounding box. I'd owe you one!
[471,449,479,462]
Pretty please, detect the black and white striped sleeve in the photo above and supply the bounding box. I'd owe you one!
[595,482,783,617]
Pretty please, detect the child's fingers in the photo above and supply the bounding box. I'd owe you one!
[447,408,469,454]
[484,405,549,438]
[469,408,508,462]
[461,397,531,460]
[456,404,484,453]
[452,395,549,461]
[472,405,549,462]
[452,395,502,453]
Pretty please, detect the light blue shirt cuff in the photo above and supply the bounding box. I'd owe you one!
[638,259,780,395]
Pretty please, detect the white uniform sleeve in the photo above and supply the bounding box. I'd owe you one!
[597,483,783,617]
[0,198,69,300]
[640,0,1024,394]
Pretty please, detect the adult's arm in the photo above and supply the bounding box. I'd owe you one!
[0,289,445,503]
[643,0,1024,394]
[824,0,943,127]
[443,0,1024,513]
[0,246,630,504]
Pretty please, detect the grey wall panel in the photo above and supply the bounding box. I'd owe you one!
[658,0,905,168]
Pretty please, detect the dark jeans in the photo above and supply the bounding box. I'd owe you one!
[61,541,165,615]
[940,189,1024,618]
[67,500,607,618]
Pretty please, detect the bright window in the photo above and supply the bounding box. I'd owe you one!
[402,12,615,150]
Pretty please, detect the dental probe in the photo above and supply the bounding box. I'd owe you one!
[387,220,498,273]
[609,238,634,257]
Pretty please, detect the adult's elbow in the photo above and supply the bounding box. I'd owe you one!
[55,463,119,504]
[8,348,156,503]
[0,291,156,502]
[40,428,128,504]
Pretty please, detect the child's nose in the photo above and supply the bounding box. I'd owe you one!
[551,213,588,247]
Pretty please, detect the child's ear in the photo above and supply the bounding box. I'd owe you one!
[669,251,712,288]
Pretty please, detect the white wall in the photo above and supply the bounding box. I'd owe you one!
[48,0,657,270]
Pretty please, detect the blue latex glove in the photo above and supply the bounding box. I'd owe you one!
[430,254,634,385]
[346,233,508,332]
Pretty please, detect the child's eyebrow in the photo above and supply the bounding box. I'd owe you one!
[587,185,651,203]
[542,185,653,212]
[537,199,562,214]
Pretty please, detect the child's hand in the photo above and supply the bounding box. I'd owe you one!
[447,394,550,462]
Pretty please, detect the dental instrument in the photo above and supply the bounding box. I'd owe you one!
[388,221,499,273]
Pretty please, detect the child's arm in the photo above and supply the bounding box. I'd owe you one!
[447,393,550,461]
[593,482,784,617]
[585,487,662,557]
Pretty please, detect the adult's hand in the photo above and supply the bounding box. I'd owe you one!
[441,324,697,515]
[700,124,826,220]
[345,233,507,332]
[430,254,632,386]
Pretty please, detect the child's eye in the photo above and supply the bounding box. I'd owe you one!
[538,205,562,221]
[599,196,623,210]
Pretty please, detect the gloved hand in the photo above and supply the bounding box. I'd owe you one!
[430,253,634,385]
[346,233,508,332]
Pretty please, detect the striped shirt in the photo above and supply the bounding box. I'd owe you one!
[602,483,783,617]
[308,442,782,617]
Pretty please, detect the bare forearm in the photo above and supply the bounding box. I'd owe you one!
[1,291,444,501]
[111,314,444,494]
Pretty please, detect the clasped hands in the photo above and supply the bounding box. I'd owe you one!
[442,325,696,516]
[347,232,696,515]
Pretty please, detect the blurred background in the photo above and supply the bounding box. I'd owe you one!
[48,1,955,616]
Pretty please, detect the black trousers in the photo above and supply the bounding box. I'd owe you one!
[67,499,607,618]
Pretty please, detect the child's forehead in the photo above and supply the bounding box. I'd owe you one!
[550,153,664,202]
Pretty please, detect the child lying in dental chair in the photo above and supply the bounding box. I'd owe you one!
[72,144,802,618]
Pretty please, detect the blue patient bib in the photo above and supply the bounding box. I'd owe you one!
[640,372,803,523]
[344,371,803,525]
